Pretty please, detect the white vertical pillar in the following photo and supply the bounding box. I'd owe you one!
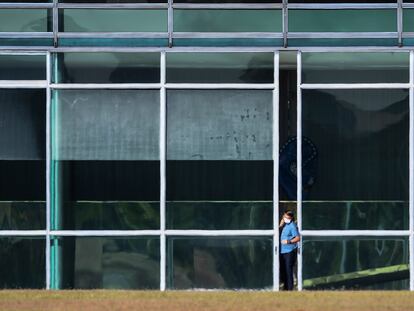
[296,50,303,291]
[46,52,51,290]
[273,51,280,291]
[160,51,167,291]
[409,50,414,291]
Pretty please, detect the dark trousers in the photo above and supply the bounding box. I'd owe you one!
[280,249,297,291]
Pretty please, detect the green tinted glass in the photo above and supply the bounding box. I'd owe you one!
[167,237,273,289]
[174,9,282,32]
[0,9,50,32]
[403,9,414,32]
[166,52,274,83]
[302,52,409,83]
[0,237,45,289]
[52,237,160,289]
[54,53,160,83]
[302,89,409,230]
[0,55,46,80]
[51,90,160,230]
[167,202,272,230]
[303,236,409,290]
[60,9,167,32]
[289,10,397,32]
[167,90,272,230]
[0,89,46,230]
[302,201,408,230]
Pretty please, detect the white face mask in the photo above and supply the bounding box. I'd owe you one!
[283,217,292,224]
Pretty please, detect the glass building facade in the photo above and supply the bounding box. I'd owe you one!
[0,0,413,291]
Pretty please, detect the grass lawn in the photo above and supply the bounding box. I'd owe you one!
[0,290,413,311]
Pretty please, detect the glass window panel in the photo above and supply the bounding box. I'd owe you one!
[0,55,46,80]
[54,237,159,289]
[173,9,282,32]
[302,52,409,84]
[167,90,272,229]
[303,236,409,290]
[51,90,160,230]
[403,9,414,32]
[60,9,167,32]
[289,10,397,32]
[166,52,273,83]
[0,89,46,230]
[303,202,408,230]
[302,89,409,230]
[167,237,273,289]
[167,90,272,161]
[0,237,45,289]
[0,9,51,32]
[55,52,160,83]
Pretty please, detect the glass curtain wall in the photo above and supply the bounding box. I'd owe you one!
[6,1,414,47]
[1,50,414,291]
[299,51,411,290]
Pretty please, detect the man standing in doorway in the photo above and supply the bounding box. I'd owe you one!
[279,210,300,290]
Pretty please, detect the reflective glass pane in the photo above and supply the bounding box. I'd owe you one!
[0,55,46,80]
[303,236,409,290]
[167,237,273,289]
[55,53,160,83]
[60,9,167,32]
[0,89,46,230]
[0,9,51,32]
[0,237,45,289]
[302,89,409,230]
[53,237,160,289]
[403,9,414,32]
[51,90,160,230]
[289,10,397,32]
[302,52,409,83]
[166,52,273,83]
[173,10,282,32]
[167,90,272,229]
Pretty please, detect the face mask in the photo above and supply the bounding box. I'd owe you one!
[283,217,292,224]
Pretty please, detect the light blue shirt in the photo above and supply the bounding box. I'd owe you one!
[280,222,299,254]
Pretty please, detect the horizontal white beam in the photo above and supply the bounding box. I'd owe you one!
[173,32,283,39]
[0,80,47,88]
[301,83,410,89]
[173,3,283,9]
[3,46,414,53]
[301,230,410,236]
[288,32,398,39]
[289,3,397,9]
[0,3,53,9]
[0,230,46,236]
[0,32,53,39]
[51,230,161,236]
[58,3,168,9]
[166,230,274,236]
[165,83,275,89]
[58,32,168,39]
[51,83,162,89]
